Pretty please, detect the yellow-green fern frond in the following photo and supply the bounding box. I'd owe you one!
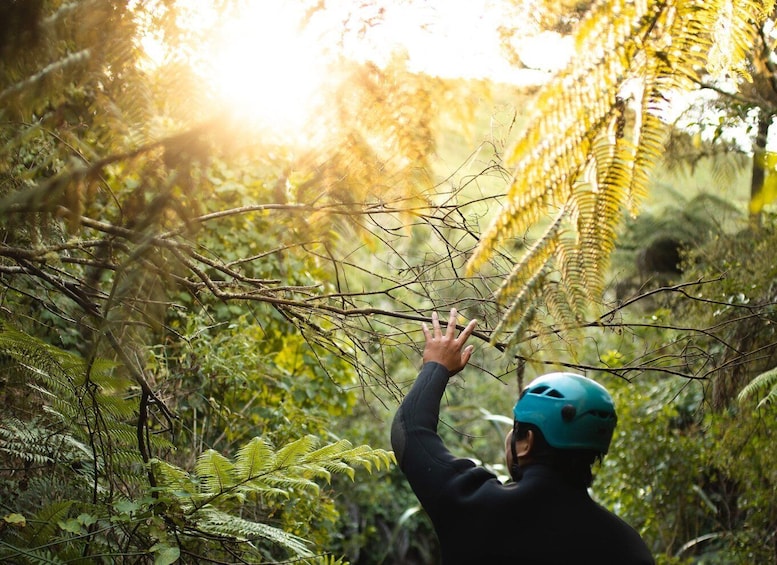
[150,434,393,560]
[555,236,592,317]
[275,434,318,470]
[150,458,196,494]
[307,440,395,478]
[495,209,565,306]
[467,0,657,275]
[493,261,554,345]
[540,280,579,334]
[234,436,275,480]
[195,449,237,493]
[467,0,774,348]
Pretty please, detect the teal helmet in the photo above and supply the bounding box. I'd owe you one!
[512,372,617,454]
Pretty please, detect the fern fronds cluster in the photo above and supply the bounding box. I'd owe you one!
[467,0,775,347]
[149,435,394,560]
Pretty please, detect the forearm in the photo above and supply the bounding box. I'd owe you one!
[390,361,451,471]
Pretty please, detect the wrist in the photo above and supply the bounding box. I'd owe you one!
[423,361,453,378]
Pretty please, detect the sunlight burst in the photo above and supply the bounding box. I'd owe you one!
[206,3,330,140]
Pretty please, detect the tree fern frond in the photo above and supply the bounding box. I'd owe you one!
[106,448,146,472]
[274,435,318,470]
[306,441,394,478]
[483,209,564,345]
[150,458,196,494]
[494,267,549,346]
[193,507,314,558]
[195,449,236,493]
[258,475,321,496]
[467,0,775,345]
[738,367,777,409]
[0,418,58,466]
[234,436,274,480]
[501,305,539,358]
[495,210,565,305]
[467,24,632,275]
[0,329,78,387]
[555,237,593,317]
[20,500,75,549]
[540,280,581,334]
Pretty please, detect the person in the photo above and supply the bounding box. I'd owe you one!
[391,309,654,564]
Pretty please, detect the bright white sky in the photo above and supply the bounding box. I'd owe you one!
[338,0,571,82]
[145,0,571,139]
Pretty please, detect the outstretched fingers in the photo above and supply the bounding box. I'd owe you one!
[421,308,478,374]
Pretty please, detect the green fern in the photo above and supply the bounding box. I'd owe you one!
[0,325,168,485]
[738,367,777,408]
[195,449,237,493]
[193,506,314,557]
[151,435,394,560]
[14,500,75,551]
[187,435,394,503]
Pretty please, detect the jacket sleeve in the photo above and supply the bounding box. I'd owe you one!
[391,362,489,519]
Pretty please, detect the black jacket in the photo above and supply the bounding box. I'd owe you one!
[391,362,655,565]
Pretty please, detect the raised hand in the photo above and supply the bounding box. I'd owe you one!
[421,308,477,375]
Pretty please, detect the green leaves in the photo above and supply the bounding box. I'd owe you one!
[188,435,395,503]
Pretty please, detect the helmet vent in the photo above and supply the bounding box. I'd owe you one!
[529,385,565,398]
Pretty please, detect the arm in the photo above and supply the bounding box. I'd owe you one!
[391,310,478,513]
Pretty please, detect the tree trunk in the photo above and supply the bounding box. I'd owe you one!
[748,112,773,225]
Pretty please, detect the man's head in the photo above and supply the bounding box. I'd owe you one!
[505,372,617,485]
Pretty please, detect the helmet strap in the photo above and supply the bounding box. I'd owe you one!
[509,421,522,482]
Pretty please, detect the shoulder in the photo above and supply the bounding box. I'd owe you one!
[591,504,654,562]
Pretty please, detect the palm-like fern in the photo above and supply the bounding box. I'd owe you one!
[151,435,395,561]
[467,0,775,346]
[738,367,777,408]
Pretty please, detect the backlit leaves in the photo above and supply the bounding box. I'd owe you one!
[467,0,774,347]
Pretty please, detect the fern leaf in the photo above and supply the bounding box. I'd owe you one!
[495,210,565,306]
[738,367,777,408]
[540,281,579,334]
[260,474,321,496]
[465,0,775,347]
[494,268,548,345]
[234,436,274,480]
[195,449,236,494]
[335,443,395,474]
[22,500,75,548]
[555,237,593,317]
[194,507,313,557]
[302,439,353,480]
[274,435,317,470]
